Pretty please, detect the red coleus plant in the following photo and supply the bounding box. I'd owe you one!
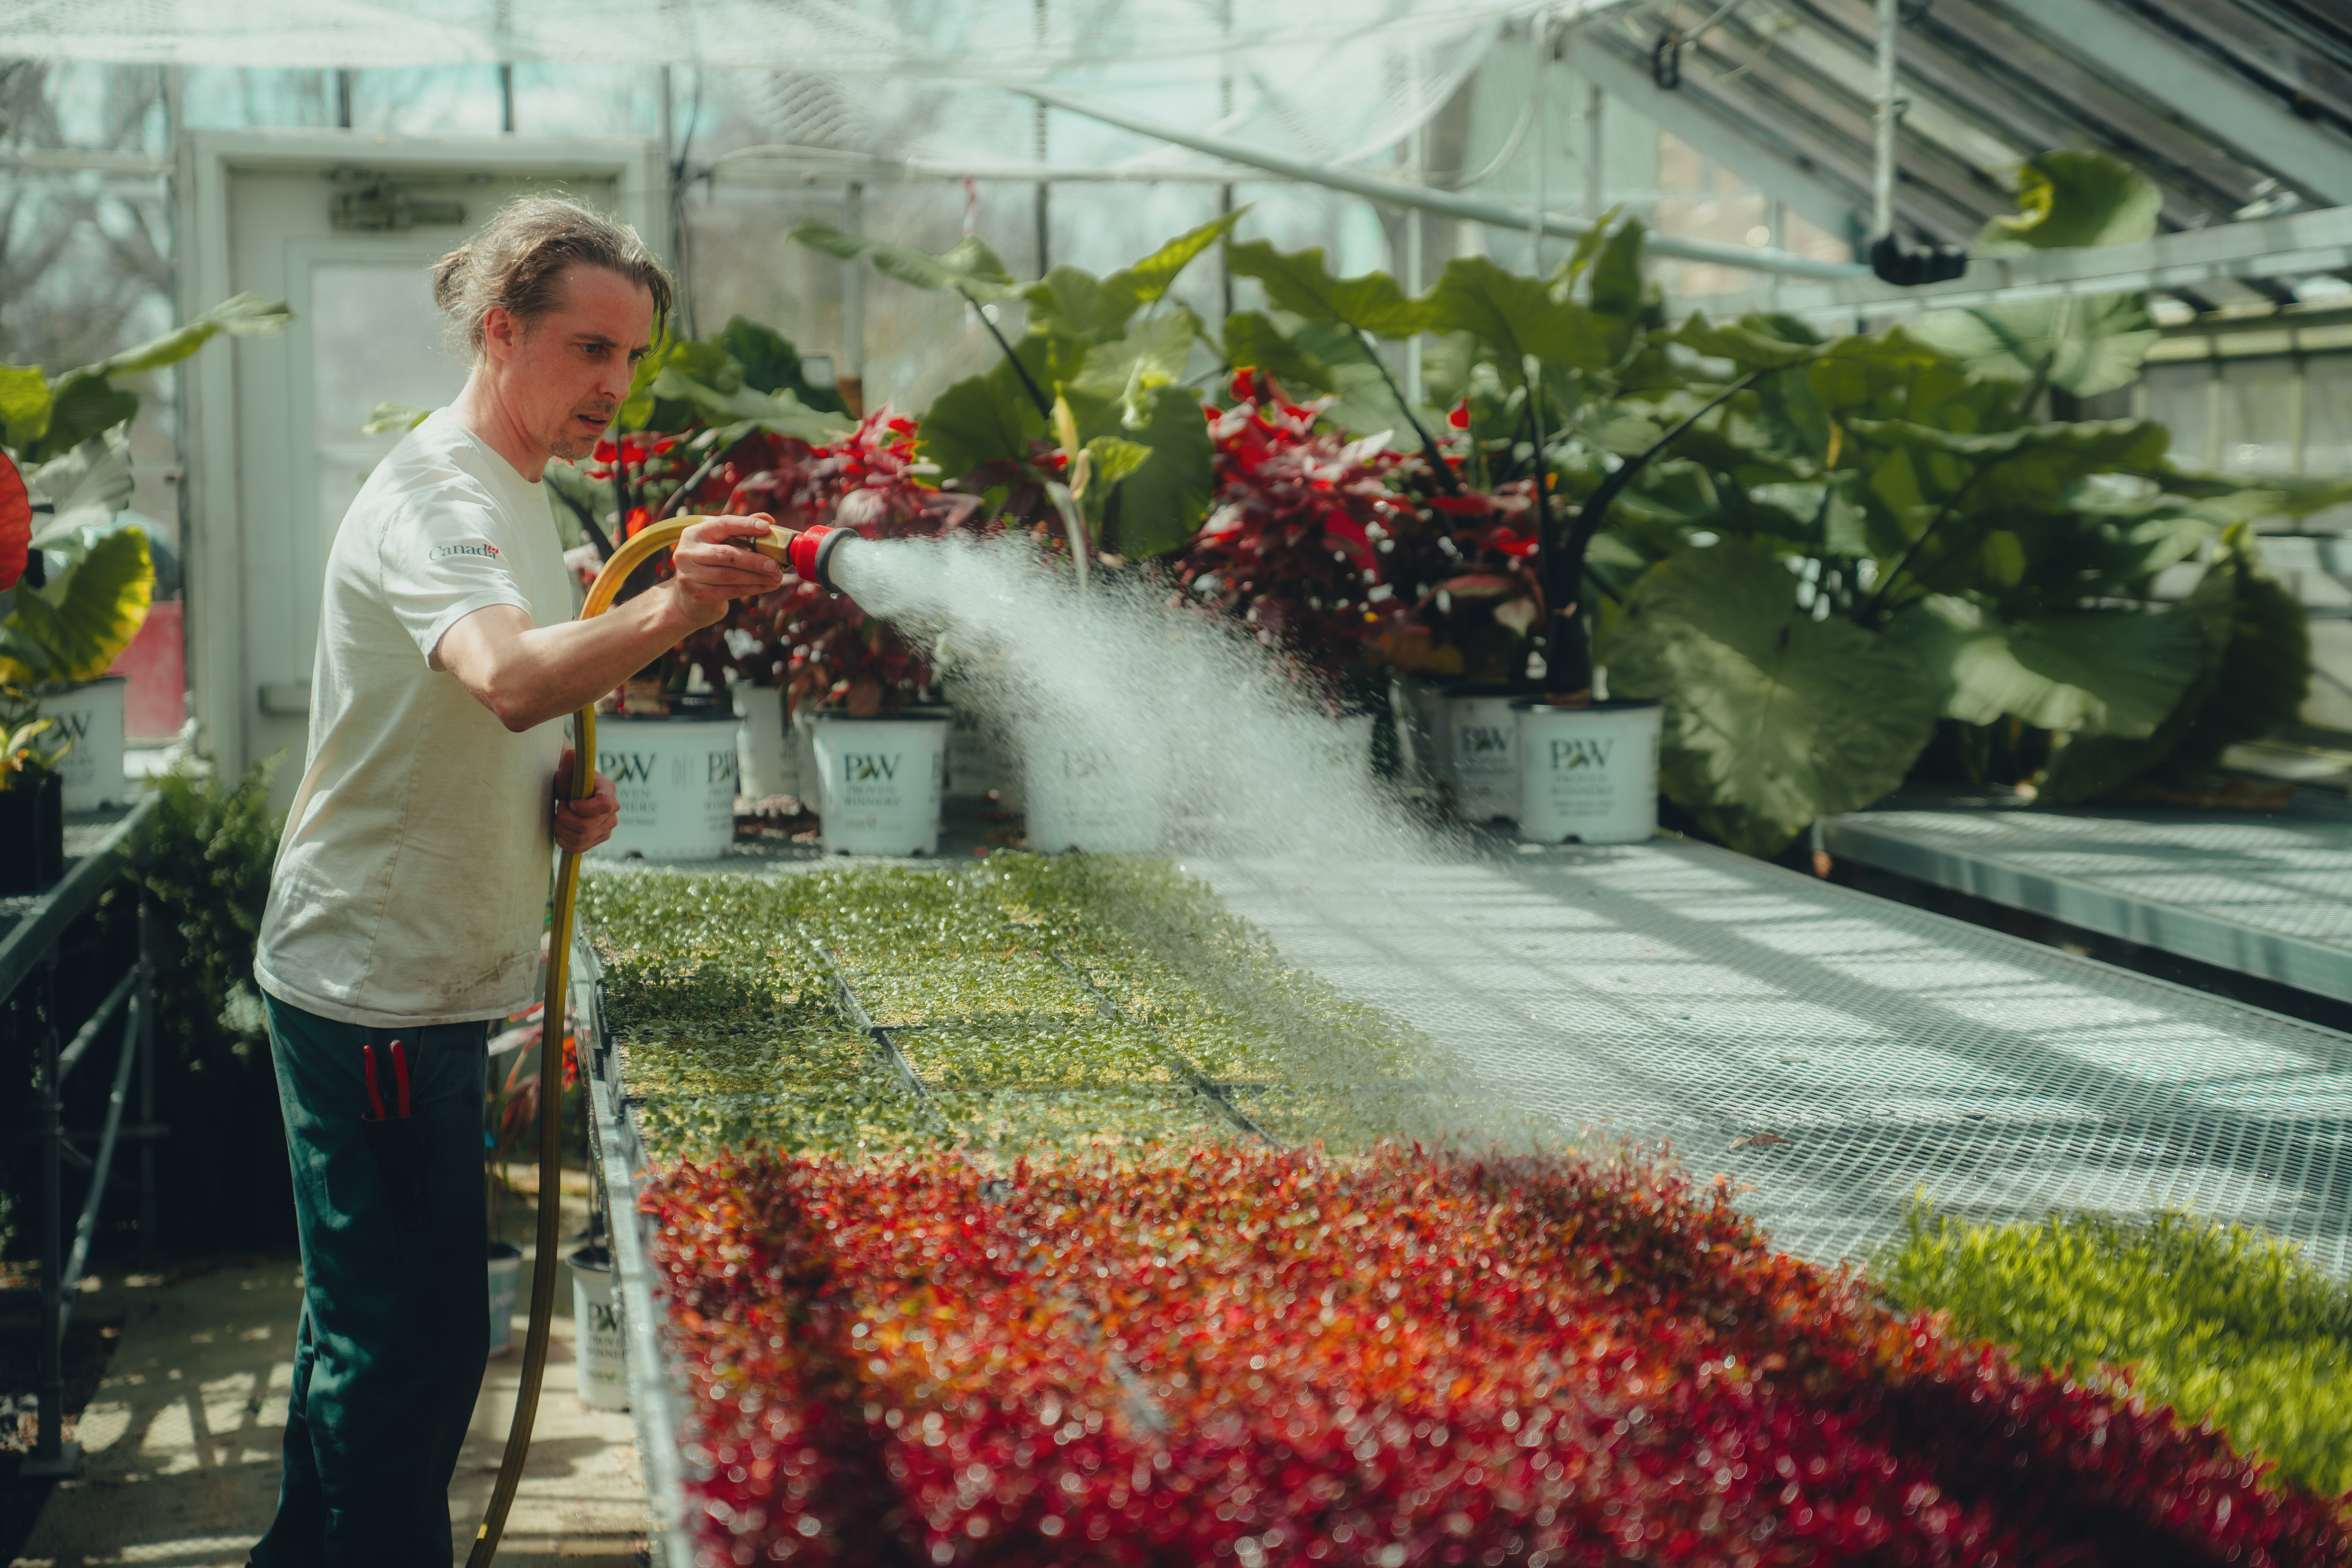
[646,1141,2350,1568]
[699,409,985,717]
[1171,372,1425,702]
[1174,372,1549,696]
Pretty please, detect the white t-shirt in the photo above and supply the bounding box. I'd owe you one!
[256,409,573,1028]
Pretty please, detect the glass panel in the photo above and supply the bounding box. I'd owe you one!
[312,258,469,552]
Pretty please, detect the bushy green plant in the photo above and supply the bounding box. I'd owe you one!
[1,753,292,1260]
[1874,1200,2352,1495]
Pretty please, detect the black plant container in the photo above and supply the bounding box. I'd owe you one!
[0,771,63,895]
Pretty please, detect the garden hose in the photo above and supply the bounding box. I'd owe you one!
[467,514,847,1567]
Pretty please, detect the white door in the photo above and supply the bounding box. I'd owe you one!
[176,133,664,796]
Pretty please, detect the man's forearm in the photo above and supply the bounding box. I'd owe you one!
[448,589,711,732]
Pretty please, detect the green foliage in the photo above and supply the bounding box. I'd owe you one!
[788,222,1020,303]
[917,358,1045,479]
[1222,238,1436,338]
[714,314,849,413]
[1874,1201,2352,1495]
[1,753,293,1259]
[620,325,850,443]
[1915,152,2163,397]
[1608,542,1939,857]
[1428,255,1609,372]
[816,216,1235,560]
[1977,151,2164,254]
[0,526,154,684]
[2042,524,2311,801]
[1886,595,2206,736]
[583,855,1460,1162]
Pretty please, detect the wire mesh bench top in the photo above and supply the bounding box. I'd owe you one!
[1183,838,2352,1276]
[1820,788,2352,1005]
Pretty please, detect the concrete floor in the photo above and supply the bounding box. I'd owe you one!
[11,1170,646,1568]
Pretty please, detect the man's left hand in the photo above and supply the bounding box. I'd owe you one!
[552,746,620,853]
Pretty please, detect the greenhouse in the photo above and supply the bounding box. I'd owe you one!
[3,1,2352,1564]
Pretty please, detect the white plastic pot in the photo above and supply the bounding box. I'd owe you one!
[811,712,948,855]
[587,714,739,862]
[44,676,128,814]
[1513,699,1662,845]
[487,1243,522,1358]
[943,701,997,800]
[569,1245,627,1410]
[1445,685,1520,823]
[1021,727,1161,854]
[732,683,797,802]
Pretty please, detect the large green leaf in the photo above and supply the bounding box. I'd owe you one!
[2039,525,2309,800]
[1586,216,1650,321]
[1024,268,1127,343]
[1219,310,1336,395]
[1093,382,1211,560]
[1222,239,1435,338]
[0,364,51,451]
[1066,309,1199,425]
[715,315,848,412]
[646,367,851,443]
[1977,151,2161,255]
[1913,292,2157,398]
[1607,541,1938,857]
[1672,312,1826,371]
[1885,594,2205,736]
[1288,320,1431,444]
[919,364,1044,481]
[0,525,152,684]
[26,430,134,548]
[788,222,1020,303]
[89,293,292,380]
[1101,210,1244,314]
[1428,255,1610,371]
[27,372,139,464]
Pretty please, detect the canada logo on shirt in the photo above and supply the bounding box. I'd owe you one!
[429,542,502,562]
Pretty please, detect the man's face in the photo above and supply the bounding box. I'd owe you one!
[484,263,654,462]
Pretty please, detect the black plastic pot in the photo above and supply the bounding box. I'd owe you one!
[0,772,64,894]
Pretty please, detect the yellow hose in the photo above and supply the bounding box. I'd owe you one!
[469,514,781,1565]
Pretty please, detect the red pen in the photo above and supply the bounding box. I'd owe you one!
[389,1039,413,1118]
[362,1044,388,1121]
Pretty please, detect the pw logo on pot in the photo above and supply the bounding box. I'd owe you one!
[841,753,900,783]
[1548,739,1614,770]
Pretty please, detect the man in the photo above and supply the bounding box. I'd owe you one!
[250,197,782,1566]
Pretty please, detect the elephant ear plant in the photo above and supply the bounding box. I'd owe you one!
[0,293,291,685]
[791,214,1232,562]
[1573,153,2338,855]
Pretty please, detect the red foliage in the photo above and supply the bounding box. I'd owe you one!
[1174,372,1548,692]
[1170,372,1421,699]
[645,1142,2351,1568]
[684,410,986,716]
[0,449,29,593]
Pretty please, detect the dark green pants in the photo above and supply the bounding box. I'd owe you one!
[253,994,490,1568]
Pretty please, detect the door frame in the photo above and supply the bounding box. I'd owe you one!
[173,129,666,777]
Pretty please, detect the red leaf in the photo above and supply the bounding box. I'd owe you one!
[0,450,25,593]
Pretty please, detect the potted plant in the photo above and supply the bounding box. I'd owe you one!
[1,294,290,811]
[0,694,70,893]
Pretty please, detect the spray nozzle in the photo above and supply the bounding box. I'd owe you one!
[781,523,856,593]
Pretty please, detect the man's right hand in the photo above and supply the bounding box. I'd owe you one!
[667,513,787,626]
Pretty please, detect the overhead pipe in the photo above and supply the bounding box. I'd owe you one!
[1016,84,1870,281]
[1866,0,1967,284]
